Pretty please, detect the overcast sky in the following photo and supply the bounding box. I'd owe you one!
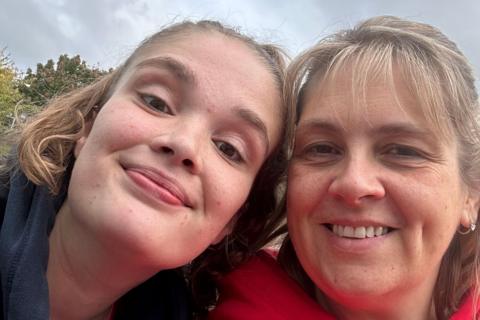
[1,0,479,82]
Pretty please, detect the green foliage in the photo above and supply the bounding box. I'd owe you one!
[0,48,25,131]
[19,54,110,106]
[0,51,111,157]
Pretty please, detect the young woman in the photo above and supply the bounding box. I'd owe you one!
[0,20,291,319]
[210,16,480,320]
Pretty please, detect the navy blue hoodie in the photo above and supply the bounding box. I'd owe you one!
[0,168,190,320]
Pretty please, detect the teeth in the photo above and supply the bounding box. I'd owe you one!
[366,226,374,237]
[344,226,354,237]
[331,224,390,239]
[354,226,366,238]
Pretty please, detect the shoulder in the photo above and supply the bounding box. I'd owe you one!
[209,250,333,320]
[450,291,479,320]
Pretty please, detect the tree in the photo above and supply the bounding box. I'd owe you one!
[0,48,24,130]
[19,54,110,106]
[0,48,40,155]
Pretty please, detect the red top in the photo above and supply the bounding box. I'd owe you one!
[209,251,476,320]
[209,251,334,320]
[451,293,476,320]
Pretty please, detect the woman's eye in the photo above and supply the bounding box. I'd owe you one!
[215,141,243,163]
[295,142,341,164]
[386,145,422,158]
[140,94,172,114]
[306,144,340,155]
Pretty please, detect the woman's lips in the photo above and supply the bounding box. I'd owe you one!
[124,167,192,208]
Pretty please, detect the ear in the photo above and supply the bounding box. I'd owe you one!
[74,119,95,158]
[211,214,239,245]
[460,190,480,227]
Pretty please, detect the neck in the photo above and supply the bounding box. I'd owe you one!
[47,201,160,320]
[317,282,438,320]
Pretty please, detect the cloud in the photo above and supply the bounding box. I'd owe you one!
[1,0,479,82]
[1,0,151,71]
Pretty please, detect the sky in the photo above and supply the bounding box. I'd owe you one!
[1,0,479,83]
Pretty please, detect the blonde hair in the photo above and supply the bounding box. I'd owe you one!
[2,20,292,315]
[3,20,289,194]
[279,15,480,319]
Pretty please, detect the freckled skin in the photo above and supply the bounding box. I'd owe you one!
[66,32,282,270]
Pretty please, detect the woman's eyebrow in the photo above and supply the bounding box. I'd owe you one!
[297,120,434,138]
[134,57,271,155]
[234,107,270,156]
[134,56,197,85]
[296,120,339,135]
[372,123,432,138]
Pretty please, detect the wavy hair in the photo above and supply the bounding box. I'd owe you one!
[1,20,293,316]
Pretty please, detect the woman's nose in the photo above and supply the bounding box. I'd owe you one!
[150,130,203,174]
[327,155,385,207]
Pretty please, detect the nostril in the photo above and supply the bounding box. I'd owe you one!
[161,146,174,154]
[182,159,193,167]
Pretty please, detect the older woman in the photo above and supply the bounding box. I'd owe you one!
[210,16,480,319]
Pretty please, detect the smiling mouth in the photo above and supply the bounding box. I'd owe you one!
[123,167,193,208]
[325,224,395,239]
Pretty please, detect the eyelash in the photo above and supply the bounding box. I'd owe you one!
[306,144,341,155]
[139,93,173,115]
[297,142,342,163]
[381,144,425,159]
[297,141,428,166]
[214,140,244,163]
[138,92,247,164]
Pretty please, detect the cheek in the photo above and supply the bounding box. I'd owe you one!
[391,171,463,228]
[287,165,328,216]
[387,171,464,262]
[287,207,324,287]
[89,107,151,151]
[205,170,253,219]
[286,167,323,259]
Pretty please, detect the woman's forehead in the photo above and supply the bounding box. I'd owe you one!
[301,61,454,139]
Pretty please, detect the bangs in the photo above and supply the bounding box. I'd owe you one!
[312,40,455,141]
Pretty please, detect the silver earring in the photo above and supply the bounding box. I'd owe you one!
[458,222,476,235]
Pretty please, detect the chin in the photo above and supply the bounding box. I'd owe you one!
[316,269,397,300]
